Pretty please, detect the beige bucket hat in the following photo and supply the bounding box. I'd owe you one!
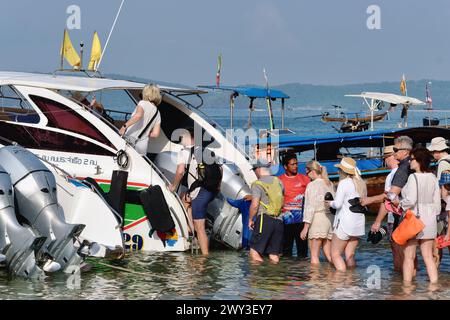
[427,137,449,152]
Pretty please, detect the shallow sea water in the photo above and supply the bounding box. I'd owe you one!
[0,219,449,300]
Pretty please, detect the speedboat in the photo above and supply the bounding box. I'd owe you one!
[0,72,191,252]
[0,72,258,250]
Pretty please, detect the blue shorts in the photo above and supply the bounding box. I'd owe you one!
[191,188,216,220]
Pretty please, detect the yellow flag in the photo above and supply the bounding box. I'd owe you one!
[60,29,81,68]
[88,32,102,71]
[400,74,407,95]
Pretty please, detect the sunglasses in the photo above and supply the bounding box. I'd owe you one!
[393,147,409,153]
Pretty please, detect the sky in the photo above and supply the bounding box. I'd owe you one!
[1,0,450,86]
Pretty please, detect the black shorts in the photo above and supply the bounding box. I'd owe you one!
[250,214,284,256]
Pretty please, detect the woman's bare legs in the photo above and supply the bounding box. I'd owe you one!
[309,239,322,265]
[403,240,418,283]
[420,239,438,284]
[331,234,347,272]
[345,238,359,269]
[323,239,332,263]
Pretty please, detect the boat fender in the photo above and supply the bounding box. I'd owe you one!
[107,171,128,225]
[115,150,129,169]
[139,186,175,247]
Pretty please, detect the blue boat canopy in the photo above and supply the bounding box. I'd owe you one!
[199,85,290,100]
[250,128,398,149]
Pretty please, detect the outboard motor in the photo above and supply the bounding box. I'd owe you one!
[154,151,251,249]
[0,166,46,278]
[0,146,85,272]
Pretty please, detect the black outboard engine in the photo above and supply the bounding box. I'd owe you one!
[0,165,46,278]
[0,146,85,272]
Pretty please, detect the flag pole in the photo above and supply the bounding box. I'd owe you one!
[60,29,66,70]
[96,0,125,72]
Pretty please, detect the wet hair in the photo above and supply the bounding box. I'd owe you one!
[394,135,413,150]
[306,161,332,186]
[142,84,162,106]
[282,152,298,167]
[411,147,432,172]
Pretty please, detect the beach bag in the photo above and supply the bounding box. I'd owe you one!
[392,174,425,245]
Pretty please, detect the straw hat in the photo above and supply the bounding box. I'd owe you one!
[334,157,360,175]
[427,137,449,152]
[383,145,395,157]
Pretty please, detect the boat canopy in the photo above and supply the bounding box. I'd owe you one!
[199,85,290,99]
[251,128,397,150]
[0,71,206,95]
[251,126,450,151]
[345,92,425,106]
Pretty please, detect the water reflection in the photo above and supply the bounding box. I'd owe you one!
[0,229,449,300]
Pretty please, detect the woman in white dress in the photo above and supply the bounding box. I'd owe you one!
[300,161,335,265]
[399,147,440,284]
[326,157,367,272]
[119,84,162,155]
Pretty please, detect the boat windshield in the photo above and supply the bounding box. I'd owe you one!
[0,85,40,124]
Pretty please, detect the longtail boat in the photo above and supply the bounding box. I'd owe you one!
[322,112,387,123]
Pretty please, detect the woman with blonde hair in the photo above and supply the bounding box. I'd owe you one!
[119,84,163,155]
[326,157,367,272]
[300,161,335,265]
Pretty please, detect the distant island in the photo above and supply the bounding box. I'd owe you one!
[106,73,450,111]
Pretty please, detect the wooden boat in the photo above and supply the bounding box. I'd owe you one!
[322,112,387,123]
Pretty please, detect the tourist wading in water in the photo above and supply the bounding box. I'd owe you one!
[428,137,450,264]
[278,153,310,258]
[326,157,367,272]
[301,161,335,265]
[398,147,440,284]
[248,161,285,263]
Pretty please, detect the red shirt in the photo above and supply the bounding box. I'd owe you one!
[278,173,310,212]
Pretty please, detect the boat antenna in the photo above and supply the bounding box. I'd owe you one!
[263,68,275,131]
[95,0,125,72]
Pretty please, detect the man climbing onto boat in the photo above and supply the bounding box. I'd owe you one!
[248,161,284,263]
[169,127,222,256]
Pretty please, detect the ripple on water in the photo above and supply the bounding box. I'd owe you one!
[0,227,449,300]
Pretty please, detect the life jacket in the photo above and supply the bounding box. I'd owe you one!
[252,177,283,217]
